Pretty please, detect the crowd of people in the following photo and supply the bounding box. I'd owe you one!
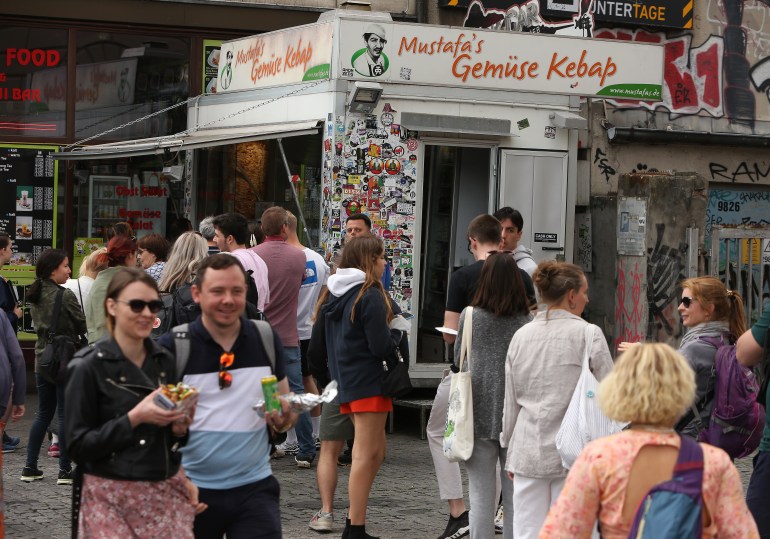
[0,205,768,539]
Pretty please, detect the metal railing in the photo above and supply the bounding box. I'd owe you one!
[709,226,770,324]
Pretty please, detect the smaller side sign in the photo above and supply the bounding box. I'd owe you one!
[534,232,558,243]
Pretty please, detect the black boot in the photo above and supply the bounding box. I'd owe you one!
[347,524,379,539]
[341,518,351,539]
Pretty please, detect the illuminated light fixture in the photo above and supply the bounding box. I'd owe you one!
[348,81,383,114]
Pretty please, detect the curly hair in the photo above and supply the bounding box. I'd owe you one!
[599,343,696,426]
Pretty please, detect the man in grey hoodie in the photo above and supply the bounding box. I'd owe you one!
[493,207,537,277]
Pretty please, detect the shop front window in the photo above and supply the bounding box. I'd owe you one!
[71,155,186,245]
[75,31,189,141]
[0,27,68,138]
[195,134,322,246]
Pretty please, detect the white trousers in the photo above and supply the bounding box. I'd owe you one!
[426,372,464,500]
[466,438,513,539]
[512,475,565,539]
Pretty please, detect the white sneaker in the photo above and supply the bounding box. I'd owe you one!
[274,440,298,457]
[494,504,504,534]
[309,510,334,532]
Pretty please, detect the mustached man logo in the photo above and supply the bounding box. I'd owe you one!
[351,24,389,77]
[220,50,234,90]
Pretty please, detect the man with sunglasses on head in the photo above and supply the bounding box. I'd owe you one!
[158,254,297,538]
[426,214,535,539]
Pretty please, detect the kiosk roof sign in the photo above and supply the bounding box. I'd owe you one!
[337,19,664,100]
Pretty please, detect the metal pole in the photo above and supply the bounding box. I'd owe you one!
[277,138,313,248]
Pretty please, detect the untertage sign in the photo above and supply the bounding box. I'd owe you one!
[217,23,333,93]
[337,20,664,100]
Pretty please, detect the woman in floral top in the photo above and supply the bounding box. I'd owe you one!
[539,343,758,539]
[137,233,170,282]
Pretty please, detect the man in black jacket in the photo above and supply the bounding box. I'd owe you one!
[0,233,22,453]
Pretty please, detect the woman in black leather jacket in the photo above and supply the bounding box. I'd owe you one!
[66,268,205,538]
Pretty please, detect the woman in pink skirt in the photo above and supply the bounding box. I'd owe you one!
[66,268,206,537]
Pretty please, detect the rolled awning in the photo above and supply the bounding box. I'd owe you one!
[55,120,323,160]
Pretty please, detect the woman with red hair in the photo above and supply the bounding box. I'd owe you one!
[85,236,137,343]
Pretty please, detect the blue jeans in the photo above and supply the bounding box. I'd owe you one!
[284,346,315,458]
[26,373,70,471]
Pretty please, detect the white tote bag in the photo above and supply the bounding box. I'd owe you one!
[555,324,626,469]
[443,308,474,463]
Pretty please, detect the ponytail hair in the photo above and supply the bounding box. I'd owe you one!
[681,276,746,338]
[92,236,136,269]
[27,248,68,304]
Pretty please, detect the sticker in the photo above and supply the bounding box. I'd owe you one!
[534,232,558,243]
[348,174,362,184]
[324,139,332,151]
[153,317,161,329]
[343,185,357,195]
[382,103,397,113]
[365,115,378,129]
[385,159,401,175]
[397,201,414,215]
[335,142,343,156]
[406,139,419,151]
[544,126,556,139]
[517,118,530,130]
[383,197,398,208]
[394,146,405,157]
[369,159,384,175]
[409,154,417,162]
[369,144,381,157]
[391,124,401,136]
[381,112,394,126]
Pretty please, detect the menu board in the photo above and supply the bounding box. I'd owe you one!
[0,144,58,340]
[203,39,222,94]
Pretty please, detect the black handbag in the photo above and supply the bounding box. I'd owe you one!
[39,288,86,385]
[382,348,412,398]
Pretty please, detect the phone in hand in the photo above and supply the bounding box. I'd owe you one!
[400,312,414,320]
[153,392,176,411]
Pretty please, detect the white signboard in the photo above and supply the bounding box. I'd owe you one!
[218,22,334,93]
[30,58,138,112]
[337,20,663,99]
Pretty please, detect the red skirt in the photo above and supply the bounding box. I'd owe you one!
[340,395,393,414]
[79,469,195,538]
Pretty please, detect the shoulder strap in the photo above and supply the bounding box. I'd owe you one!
[458,307,473,372]
[76,280,84,312]
[674,435,704,479]
[583,323,596,370]
[171,323,191,379]
[49,288,65,337]
[250,319,275,373]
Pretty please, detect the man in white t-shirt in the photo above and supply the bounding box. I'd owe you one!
[212,213,270,311]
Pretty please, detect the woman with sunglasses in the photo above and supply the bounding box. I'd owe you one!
[312,235,405,539]
[66,267,205,538]
[501,260,613,539]
[454,252,530,539]
[85,236,137,343]
[673,277,745,438]
[21,249,86,485]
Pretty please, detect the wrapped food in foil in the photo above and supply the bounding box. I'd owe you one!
[253,380,339,417]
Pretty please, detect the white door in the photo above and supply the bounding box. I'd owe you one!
[498,150,568,261]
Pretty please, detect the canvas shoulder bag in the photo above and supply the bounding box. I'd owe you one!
[443,307,474,462]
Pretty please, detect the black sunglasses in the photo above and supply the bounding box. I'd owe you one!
[117,299,164,314]
[680,296,695,308]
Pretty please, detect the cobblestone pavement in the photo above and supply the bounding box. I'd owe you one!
[3,394,458,538]
[2,393,756,538]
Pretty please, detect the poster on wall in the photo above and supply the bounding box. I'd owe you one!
[203,39,223,94]
[0,144,58,340]
[617,196,646,256]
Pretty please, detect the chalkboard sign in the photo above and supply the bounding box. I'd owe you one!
[0,143,58,340]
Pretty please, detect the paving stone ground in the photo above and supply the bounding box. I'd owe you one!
[2,393,755,538]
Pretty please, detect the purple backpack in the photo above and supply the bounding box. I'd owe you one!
[627,435,704,539]
[698,336,764,459]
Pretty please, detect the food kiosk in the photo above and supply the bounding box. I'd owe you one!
[59,10,663,384]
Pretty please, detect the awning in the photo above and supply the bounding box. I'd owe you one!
[56,120,323,160]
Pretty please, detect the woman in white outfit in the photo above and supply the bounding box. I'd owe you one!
[62,248,106,308]
[455,252,530,539]
[501,261,613,539]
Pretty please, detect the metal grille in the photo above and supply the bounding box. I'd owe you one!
[709,226,770,323]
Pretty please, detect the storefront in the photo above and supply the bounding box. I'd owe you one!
[58,10,664,383]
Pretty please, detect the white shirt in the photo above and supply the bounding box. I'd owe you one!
[297,248,329,341]
[62,276,94,308]
[227,249,270,311]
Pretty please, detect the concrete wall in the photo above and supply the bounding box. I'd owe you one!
[587,173,707,350]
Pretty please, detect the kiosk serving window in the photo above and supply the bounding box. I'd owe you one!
[195,133,323,246]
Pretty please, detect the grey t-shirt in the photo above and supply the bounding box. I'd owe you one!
[455,307,530,440]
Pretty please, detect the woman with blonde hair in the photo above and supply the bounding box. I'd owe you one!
[501,260,613,539]
[310,235,406,539]
[539,343,759,538]
[674,276,745,437]
[62,247,107,309]
[158,232,208,294]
